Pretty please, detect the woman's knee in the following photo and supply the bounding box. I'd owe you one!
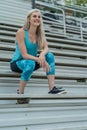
[25,60,35,71]
[45,52,55,62]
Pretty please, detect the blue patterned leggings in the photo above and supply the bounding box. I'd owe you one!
[10,52,55,81]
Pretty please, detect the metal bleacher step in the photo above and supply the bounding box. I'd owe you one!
[48,42,87,52]
[1,47,87,62]
[0,96,87,130]
[0,35,87,53]
[0,71,87,81]
[46,36,87,46]
[0,92,87,108]
[0,93,87,100]
[1,55,87,68]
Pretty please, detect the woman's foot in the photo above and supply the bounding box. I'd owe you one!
[48,86,66,94]
[17,89,29,104]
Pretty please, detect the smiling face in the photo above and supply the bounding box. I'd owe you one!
[29,11,41,27]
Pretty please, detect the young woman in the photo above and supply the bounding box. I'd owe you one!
[10,9,65,103]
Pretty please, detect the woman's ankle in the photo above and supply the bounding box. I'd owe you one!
[17,89,24,94]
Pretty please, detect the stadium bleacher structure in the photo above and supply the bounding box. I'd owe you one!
[0,0,87,129]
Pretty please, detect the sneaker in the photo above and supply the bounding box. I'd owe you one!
[48,86,66,94]
[17,89,29,104]
[54,86,63,90]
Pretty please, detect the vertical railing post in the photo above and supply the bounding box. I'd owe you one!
[32,0,35,9]
[80,18,83,42]
[62,10,66,36]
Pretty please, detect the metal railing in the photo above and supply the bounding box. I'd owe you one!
[35,0,87,42]
[35,0,66,35]
[32,0,35,8]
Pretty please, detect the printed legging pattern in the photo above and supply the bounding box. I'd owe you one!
[16,52,55,81]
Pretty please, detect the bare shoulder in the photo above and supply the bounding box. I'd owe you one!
[16,28,25,40]
[17,28,24,33]
[16,28,24,37]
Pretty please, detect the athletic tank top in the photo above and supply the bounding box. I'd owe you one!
[10,30,38,63]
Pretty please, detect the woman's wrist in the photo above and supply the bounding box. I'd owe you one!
[35,57,39,62]
[40,49,49,56]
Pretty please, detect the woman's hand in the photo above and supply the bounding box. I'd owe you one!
[38,53,45,68]
[38,53,50,72]
[35,56,44,67]
[35,55,50,72]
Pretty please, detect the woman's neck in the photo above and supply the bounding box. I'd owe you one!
[29,26,37,36]
[28,26,37,43]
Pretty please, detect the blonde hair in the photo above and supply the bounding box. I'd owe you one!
[23,9,45,49]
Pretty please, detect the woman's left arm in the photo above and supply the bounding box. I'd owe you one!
[40,39,49,56]
[39,40,50,72]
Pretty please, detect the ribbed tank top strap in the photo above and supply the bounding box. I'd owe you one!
[24,30,28,38]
